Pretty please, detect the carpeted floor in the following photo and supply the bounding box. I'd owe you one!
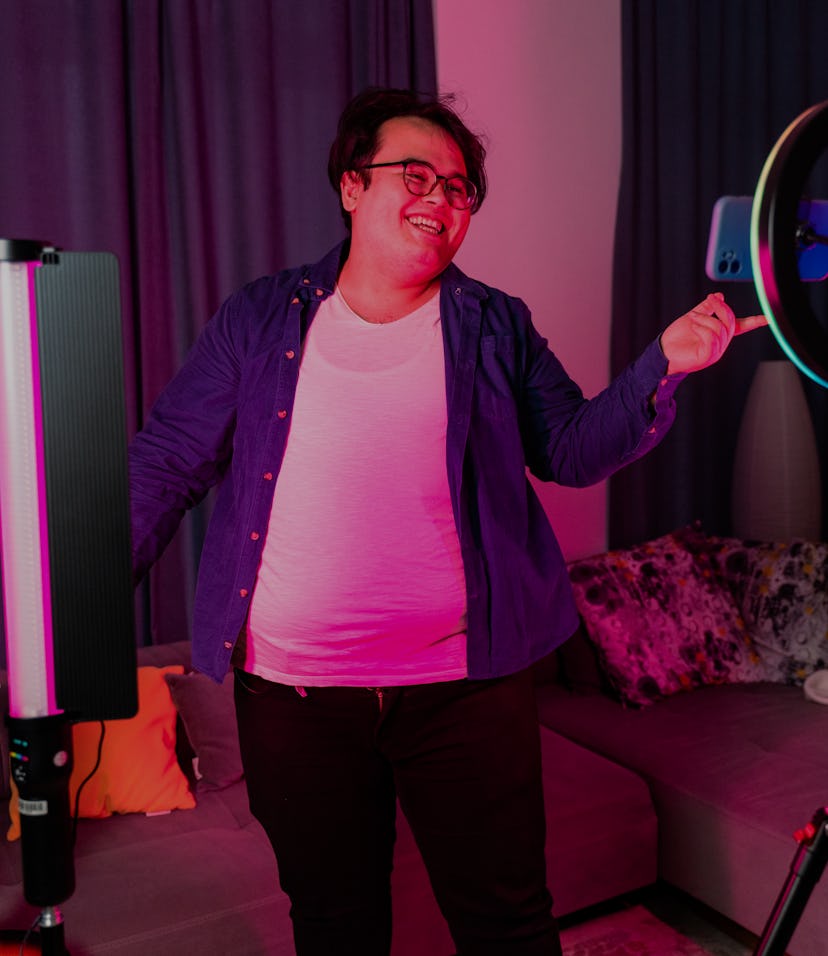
[561,905,722,954]
[559,886,756,956]
[560,904,752,955]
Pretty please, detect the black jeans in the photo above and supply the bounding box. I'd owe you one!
[234,667,562,956]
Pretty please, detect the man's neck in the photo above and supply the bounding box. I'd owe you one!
[337,257,441,324]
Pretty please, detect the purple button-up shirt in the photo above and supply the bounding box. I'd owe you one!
[130,242,682,682]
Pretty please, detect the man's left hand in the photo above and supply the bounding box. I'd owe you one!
[660,292,768,375]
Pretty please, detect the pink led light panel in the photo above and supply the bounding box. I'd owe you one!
[0,260,58,717]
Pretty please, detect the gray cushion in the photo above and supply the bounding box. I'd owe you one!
[164,671,243,791]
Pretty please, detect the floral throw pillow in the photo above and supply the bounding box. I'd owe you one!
[567,530,765,707]
[739,540,828,685]
[670,523,768,609]
[676,527,828,685]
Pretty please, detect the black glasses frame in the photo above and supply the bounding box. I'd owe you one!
[358,159,478,211]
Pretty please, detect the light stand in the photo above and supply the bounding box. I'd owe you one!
[0,240,138,952]
[754,807,828,956]
[746,101,828,955]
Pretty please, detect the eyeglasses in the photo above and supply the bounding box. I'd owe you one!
[358,159,478,211]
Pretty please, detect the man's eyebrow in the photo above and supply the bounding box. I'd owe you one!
[405,158,470,179]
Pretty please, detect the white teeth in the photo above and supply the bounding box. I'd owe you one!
[408,216,443,234]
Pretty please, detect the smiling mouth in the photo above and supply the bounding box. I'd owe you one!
[407,215,445,236]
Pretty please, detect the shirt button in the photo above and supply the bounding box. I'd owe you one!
[648,427,657,434]
[291,297,300,305]
[277,409,288,419]
[224,641,233,650]
[303,278,310,285]
[315,288,323,296]
[285,349,295,359]
[660,378,668,386]
[263,472,273,480]
[250,531,260,541]
[239,588,249,598]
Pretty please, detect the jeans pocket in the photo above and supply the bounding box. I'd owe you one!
[234,668,277,696]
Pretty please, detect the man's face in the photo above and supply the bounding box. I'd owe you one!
[341,116,472,287]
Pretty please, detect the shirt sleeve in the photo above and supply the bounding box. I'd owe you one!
[522,327,687,487]
[128,295,243,582]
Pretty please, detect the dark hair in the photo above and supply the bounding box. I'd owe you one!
[327,87,488,229]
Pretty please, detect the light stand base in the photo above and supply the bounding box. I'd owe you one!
[5,717,74,954]
[7,716,75,908]
[0,907,70,954]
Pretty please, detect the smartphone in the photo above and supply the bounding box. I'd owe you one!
[704,195,828,282]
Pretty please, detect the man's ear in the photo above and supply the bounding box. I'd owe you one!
[340,171,363,213]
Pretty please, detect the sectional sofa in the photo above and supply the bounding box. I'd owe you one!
[1,524,825,955]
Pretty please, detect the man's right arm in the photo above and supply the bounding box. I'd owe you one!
[129,296,243,582]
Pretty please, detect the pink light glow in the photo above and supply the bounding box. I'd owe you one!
[0,259,58,717]
[26,260,57,715]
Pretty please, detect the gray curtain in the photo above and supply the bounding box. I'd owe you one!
[610,0,828,548]
[0,0,436,645]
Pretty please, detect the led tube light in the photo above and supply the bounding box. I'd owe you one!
[0,258,57,718]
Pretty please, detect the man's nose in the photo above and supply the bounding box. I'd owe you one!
[424,179,450,205]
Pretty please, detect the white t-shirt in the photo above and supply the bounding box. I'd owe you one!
[243,286,468,685]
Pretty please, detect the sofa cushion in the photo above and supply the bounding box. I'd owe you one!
[567,530,765,706]
[68,664,196,820]
[674,528,828,685]
[739,540,828,684]
[164,670,243,791]
[670,523,763,606]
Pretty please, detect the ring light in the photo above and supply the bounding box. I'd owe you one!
[750,99,828,388]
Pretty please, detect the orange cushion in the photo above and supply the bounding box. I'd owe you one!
[7,665,195,840]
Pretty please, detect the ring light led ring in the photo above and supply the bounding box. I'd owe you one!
[750,99,828,388]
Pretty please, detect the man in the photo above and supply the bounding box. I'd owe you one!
[130,88,765,955]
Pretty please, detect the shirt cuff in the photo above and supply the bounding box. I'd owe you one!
[633,338,685,439]
[651,335,687,408]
